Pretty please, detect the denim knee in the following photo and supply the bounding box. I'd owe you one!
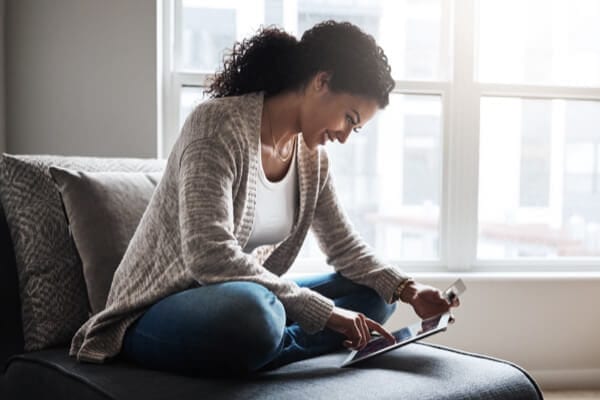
[226,282,286,368]
[380,300,398,324]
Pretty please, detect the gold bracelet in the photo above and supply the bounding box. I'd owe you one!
[393,278,414,303]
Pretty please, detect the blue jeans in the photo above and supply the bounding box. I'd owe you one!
[120,272,397,376]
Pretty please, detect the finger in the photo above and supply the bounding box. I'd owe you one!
[441,291,455,309]
[439,290,452,304]
[351,320,363,349]
[358,314,371,349]
[366,318,395,343]
[452,297,460,307]
[353,316,366,349]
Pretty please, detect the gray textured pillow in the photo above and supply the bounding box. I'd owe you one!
[0,153,165,351]
[49,167,162,315]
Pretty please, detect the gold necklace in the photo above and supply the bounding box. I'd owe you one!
[267,106,294,163]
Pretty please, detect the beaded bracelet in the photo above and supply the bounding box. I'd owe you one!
[392,278,415,303]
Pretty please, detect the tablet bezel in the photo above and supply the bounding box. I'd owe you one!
[340,312,451,368]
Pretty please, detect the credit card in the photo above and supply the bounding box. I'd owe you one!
[443,278,466,302]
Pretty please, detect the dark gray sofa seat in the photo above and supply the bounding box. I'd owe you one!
[3,343,542,400]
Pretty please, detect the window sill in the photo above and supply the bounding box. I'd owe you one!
[286,258,600,281]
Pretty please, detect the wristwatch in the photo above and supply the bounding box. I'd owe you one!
[392,278,415,303]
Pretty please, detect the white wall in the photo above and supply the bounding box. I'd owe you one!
[4,0,157,157]
[384,273,600,390]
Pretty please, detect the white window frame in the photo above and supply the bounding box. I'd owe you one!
[158,0,600,273]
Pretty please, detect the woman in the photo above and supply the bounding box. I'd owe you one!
[69,20,459,376]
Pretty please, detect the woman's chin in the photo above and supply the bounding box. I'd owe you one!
[303,133,325,151]
[307,139,321,151]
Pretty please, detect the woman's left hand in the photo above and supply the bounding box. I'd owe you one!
[399,281,460,320]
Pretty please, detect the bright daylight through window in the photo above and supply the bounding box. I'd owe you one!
[477,0,600,260]
[161,0,600,272]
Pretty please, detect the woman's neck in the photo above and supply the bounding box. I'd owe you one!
[261,92,302,151]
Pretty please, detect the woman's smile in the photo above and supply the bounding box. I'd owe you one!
[320,130,336,145]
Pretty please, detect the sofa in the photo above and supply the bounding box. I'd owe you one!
[0,153,544,399]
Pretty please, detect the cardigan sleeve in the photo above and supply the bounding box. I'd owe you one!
[177,136,334,334]
[311,152,411,304]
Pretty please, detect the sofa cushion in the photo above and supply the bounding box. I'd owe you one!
[3,343,542,400]
[0,204,24,369]
[0,154,165,352]
[49,167,163,315]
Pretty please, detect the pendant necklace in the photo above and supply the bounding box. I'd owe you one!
[267,106,295,163]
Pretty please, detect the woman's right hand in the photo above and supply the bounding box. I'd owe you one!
[325,306,396,350]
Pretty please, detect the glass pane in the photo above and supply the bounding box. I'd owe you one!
[478,0,600,86]
[297,0,449,81]
[297,94,443,263]
[167,86,209,154]
[180,0,273,72]
[478,97,600,258]
[179,86,209,130]
[179,0,450,80]
[180,1,237,71]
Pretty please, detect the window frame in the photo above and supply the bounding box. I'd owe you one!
[158,0,600,273]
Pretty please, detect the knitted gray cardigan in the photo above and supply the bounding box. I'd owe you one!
[69,92,410,363]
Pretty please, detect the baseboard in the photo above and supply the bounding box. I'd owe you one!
[530,368,600,390]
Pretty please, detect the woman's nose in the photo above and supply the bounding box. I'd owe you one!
[337,129,351,144]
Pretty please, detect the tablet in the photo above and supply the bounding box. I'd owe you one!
[340,312,451,367]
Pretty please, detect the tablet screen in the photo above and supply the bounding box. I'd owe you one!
[341,313,451,367]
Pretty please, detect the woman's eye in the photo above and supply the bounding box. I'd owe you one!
[346,115,359,131]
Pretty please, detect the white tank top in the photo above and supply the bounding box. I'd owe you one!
[243,138,298,254]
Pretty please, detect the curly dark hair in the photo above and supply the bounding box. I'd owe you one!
[205,20,395,108]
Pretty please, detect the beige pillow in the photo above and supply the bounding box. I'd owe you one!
[50,166,162,315]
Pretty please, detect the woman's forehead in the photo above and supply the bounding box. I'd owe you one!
[342,94,379,118]
[333,92,375,107]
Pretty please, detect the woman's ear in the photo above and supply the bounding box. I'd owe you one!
[314,71,331,91]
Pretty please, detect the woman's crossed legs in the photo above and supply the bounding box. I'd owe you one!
[121,272,397,376]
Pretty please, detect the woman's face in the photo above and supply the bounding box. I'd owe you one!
[299,74,379,150]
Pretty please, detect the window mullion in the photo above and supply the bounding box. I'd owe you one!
[173,0,182,72]
[158,0,173,158]
[157,0,165,158]
[439,0,452,81]
[176,72,211,86]
[160,0,181,159]
[445,0,479,271]
[393,81,449,95]
[165,75,182,158]
[479,83,600,101]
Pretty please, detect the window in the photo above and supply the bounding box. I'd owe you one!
[159,0,600,273]
[479,98,600,259]
[475,0,600,267]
